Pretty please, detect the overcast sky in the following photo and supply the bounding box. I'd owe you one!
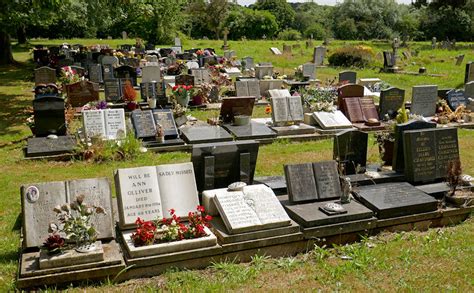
[237,0,413,6]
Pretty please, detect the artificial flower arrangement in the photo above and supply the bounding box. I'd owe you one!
[122,80,138,110]
[59,66,81,87]
[43,194,106,255]
[131,206,212,247]
[171,84,194,108]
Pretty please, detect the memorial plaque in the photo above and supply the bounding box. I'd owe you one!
[191,68,211,85]
[104,109,126,140]
[333,130,368,175]
[302,63,316,79]
[247,80,260,97]
[88,64,103,83]
[34,67,56,85]
[392,120,437,172]
[213,184,290,234]
[181,125,233,144]
[284,163,318,203]
[141,66,161,83]
[403,128,459,183]
[235,80,249,97]
[271,96,289,123]
[33,96,66,137]
[114,65,137,86]
[191,140,259,192]
[313,161,341,200]
[65,81,100,107]
[26,136,76,158]
[287,96,304,121]
[67,178,114,239]
[379,87,405,119]
[243,56,254,69]
[355,182,438,219]
[220,96,255,123]
[152,109,178,138]
[339,71,357,84]
[104,79,121,102]
[342,97,365,123]
[337,84,364,108]
[140,81,165,103]
[446,89,466,111]
[359,97,379,121]
[221,121,276,140]
[255,65,273,79]
[115,166,163,228]
[21,181,68,248]
[131,110,156,138]
[411,85,438,117]
[102,63,114,80]
[312,111,353,129]
[313,46,326,66]
[82,110,106,139]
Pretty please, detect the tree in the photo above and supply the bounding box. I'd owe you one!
[224,6,278,39]
[186,0,231,39]
[253,0,295,31]
[0,0,62,65]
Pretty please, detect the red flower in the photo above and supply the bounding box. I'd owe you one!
[204,215,212,222]
[197,205,205,213]
[172,85,178,91]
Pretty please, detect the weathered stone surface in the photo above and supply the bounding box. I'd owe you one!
[313,161,341,200]
[411,85,438,117]
[39,241,104,269]
[180,125,233,144]
[26,136,76,158]
[222,121,276,140]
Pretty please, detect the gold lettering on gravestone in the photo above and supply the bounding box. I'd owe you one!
[412,132,436,178]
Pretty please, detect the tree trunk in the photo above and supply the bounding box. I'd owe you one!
[17,25,27,44]
[0,30,14,65]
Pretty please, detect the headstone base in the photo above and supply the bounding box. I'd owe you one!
[271,124,316,136]
[221,121,276,140]
[180,125,233,144]
[39,241,104,269]
[352,123,386,131]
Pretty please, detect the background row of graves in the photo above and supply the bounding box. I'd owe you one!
[18,120,474,288]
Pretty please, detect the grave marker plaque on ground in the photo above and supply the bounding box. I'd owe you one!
[379,87,405,119]
[333,130,368,175]
[104,109,126,139]
[411,85,438,117]
[34,67,56,85]
[131,110,156,138]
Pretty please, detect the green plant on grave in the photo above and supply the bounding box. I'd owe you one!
[49,194,106,247]
[299,86,337,112]
[78,130,142,162]
[328,45,375,68]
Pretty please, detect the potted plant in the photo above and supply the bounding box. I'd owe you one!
[444,159,474,207]
[122,80,138,110]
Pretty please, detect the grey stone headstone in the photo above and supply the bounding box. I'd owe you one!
[88,64,103,83]
[152,109,178,139]
[141,66,161,83]
[339,71,356,84]
[104,108,126,140]
[131,110,157,138]
[379,87,405,119]
[26,136,76,158]
[446,89,466,110]
[403,128,459,183]
[243,56,254,69]
[333,130,368,175]
[355,182,438,219]
[255,65,273,79]
[284,163,318,203]
[83,110,106,139]
[411,85,438,117]
[313,46,326,66]
[34,67,56,85]
[392,119,437,172]
[455,54,464,66]
[191,68,211,85]
[174,37,181,47]
[312,161,341,200]
[302,63,316,80]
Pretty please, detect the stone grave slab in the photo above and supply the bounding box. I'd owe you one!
[220,96,255,124]
[270,123,316,136]
[339,71,357,84]
[39,241,104,269]
[411,85,438,117]
[222,121,277,140]
[342,97,365,123]
[354,182,438,219]
[284,200,373,228]
[284,163,318,203]
[313,161,341,200]
[379,87,405,119]
[26,136,77,158]
[191,140,259,192]
[180,125,233,144]
[333,130,368,175]
[213,184,291,234]
[65,81,100,107]
[392,119,437,172]
[312,111,353,130]
[446,89,466,111]
[34,67,56,85]
[33,96,66,137]
[131,110,156,139]
[403,128,459,183]
[140,81,166,104]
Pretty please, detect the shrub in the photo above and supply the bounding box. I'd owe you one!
[304,23,328,40]
[328,45,375,68]
[277,29,302,41]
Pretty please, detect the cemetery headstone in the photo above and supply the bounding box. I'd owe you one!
[65,81,100,107]
[131,110,157,139]
[339,71,357,84]
[465,81,474,99]
[312,161,342,200]
[411,85,438,117]
[140,81,166,105]
[379,87,405,119]
[337,84,364,108]
[446,89,466,110]
[33,96,66,137]
[114,65,137,86]
[392,119,437,172]
[141,66,161,83]
[243,56,254,69]
[455,54,465,66]
[104,79,121,102]
[82,110,106,139]
[191,68,211,85]
[302,63,317,80]
[152,109,178,139]
[235,79,260,98]
[333,130,368,175]
[220,96,256,123]
[269,89,304,124]
[464,62,474,84]
[88,64,103,83]
[403,127,459,183]
[313,46,326,66]
[312,110,353,130]
[186,61,199,70]
[34,67,56,85]
[255,65,274,79]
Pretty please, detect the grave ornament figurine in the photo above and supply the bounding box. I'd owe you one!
[340,177,352,204]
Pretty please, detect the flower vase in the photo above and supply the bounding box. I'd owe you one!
[75,241,97,253]
[177,93,190,108]
[148,98,157,109]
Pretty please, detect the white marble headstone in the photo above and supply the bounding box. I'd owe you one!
[83,110,106,139]
[105,109,126,140]
[312,111,353,129]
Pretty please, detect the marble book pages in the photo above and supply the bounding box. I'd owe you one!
[83,109,126,140]
[115,162,200,229]
[212,184,291,234]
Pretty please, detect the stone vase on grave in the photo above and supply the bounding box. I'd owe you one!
[148,98,157,109]
[176,93,190,107]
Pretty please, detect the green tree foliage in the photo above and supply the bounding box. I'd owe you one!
[252,0,295,31]
[419,6,472,40]
[186,0,231,39]
[224,6,278,39]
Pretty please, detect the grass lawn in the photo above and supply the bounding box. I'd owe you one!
[0,39,472,291]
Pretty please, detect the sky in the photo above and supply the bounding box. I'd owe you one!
[237,0,413,6]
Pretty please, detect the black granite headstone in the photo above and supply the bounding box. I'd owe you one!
[114,65,137,86]
[338,71,357,84]
[403,128,459,183]
[333,130,368,175]
[191,140,259,192]
[379,87,405,120]
[33,96,66,137]
[354,182,438,219]
[152,109,178,139]
[26,136,76,157]
[392,120,437,172]
[313,161,341,200]
[131,110,156,138]
[446,89,466,111]
[102,63,114,80]
[284,163,318,203]
[88,64,103,83]
[104,79,121,102]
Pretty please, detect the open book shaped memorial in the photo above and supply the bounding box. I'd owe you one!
[17,178,124,289]
[282,161,374,229]
[114,162,218,260]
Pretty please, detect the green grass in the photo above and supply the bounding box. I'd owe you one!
[0,39,473,291]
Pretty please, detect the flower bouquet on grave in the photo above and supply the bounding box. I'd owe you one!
[122,80,138,110]
[44,194,106,254]
[131,206,213,247]
[59,66,82,88]
[444,159,474,207]
[171,84,194,108]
